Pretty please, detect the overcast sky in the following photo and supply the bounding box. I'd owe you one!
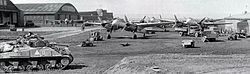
[11,0,250,19]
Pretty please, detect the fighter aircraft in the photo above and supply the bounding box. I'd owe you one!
[130,16,147,23]
[148,15,175,23]
[100,15,174,39]
[173,15,231,29]
[172,15,232,37]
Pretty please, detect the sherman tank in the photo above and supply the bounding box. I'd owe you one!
[0,41,73,73]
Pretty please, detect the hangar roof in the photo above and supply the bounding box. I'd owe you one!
[15,3,76,14]
[224,12,250,20]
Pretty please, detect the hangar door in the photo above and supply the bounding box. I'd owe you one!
[237,20,249,34]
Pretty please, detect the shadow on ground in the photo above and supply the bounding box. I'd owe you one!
[184,47,201,48]
[111,36,178,40]
[64,64,88,70]
[208,40,226,42]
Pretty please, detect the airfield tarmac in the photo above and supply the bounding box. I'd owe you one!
[2,26,250,74]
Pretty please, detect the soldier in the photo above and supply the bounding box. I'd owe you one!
[64,18,69,25]
[24,32,34,39]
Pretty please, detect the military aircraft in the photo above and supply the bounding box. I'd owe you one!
[130,16,147,23]
[172,15,232,37]
[99,15,174,39]
[148,15,175,23]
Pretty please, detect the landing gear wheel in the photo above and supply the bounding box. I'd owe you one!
[164,29,167,32]
[195,32,199,37]
[132,34,137,39]
[191,43,195,48]
[107,34,111,39]
[179,32,183,36]
[143,33,146,38]
[151,32,155,34]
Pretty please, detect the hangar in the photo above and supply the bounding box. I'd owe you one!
[79,9,113,22]
[0,0,22,27]
[15,3,79,26]
[224,12,250,35]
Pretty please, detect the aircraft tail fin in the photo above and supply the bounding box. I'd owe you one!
[97,16,103,23]
[152,17,156,20]
[139,16,146,23]
[199,17,207,24]
[159,15,162,19]
[124,15,129,23]
[174,15,179,22]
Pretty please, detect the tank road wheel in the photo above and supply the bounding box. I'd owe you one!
[0,62,6,69]
[59,58,70,69]
[56,63,63,69]
[37,64,44,70]
[2,65,15,73]
[0,62,13,73]
[2,67,8,73]
[45,64,52,71]
[26,65,33,71]
[18,65,25,71]
[19,61,29,71]
[61,58,70,66]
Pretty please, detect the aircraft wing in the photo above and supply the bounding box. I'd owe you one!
[136,22,174,27]
[160,19,176,22]
[84,22,102,25]
[73,20,84,23]
[203,22,232,25]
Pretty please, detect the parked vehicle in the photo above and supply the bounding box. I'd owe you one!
[25,20,35,27]
[182,40,195,48]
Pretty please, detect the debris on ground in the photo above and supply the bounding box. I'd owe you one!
[120,43,131,47]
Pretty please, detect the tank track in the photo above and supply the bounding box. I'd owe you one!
[0,55,73,73]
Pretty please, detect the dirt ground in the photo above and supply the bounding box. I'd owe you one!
[105,54,250,74]
[2,27,250,74]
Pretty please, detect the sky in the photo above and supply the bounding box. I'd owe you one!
[11,0,250,19]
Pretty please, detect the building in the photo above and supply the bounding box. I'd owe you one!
[79,9,113,22]
[15,3,79,26]
[224,12,250,35]
[0,0,22,27]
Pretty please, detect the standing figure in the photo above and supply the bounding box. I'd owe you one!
[64,18,69,25]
